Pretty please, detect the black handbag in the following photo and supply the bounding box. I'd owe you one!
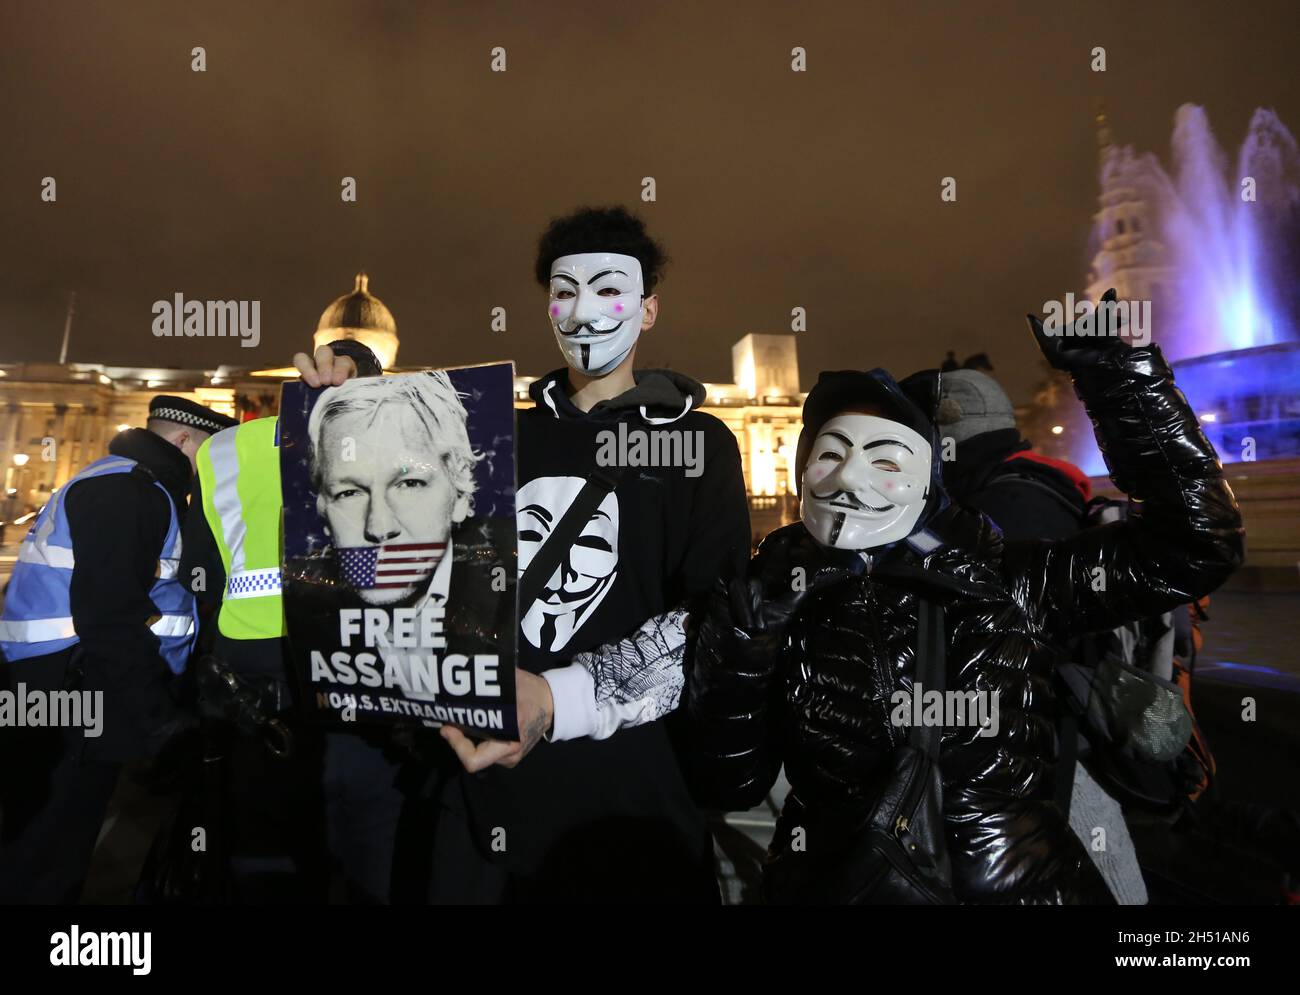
[767,598,957,904]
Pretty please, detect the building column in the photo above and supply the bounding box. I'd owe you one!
[52,403,73,492]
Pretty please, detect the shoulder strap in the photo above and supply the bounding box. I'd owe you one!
[1055,710,1080,820]
[912,598,945,757]
[517,466,627,616]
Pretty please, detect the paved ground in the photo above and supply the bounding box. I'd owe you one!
[1194,589,1300,679]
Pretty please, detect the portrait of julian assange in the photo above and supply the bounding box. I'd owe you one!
[279,363,518,736]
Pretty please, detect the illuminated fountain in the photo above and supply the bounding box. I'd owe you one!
[1066,104,1300,474]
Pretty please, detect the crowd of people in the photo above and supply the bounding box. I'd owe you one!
[0,206,1246,904]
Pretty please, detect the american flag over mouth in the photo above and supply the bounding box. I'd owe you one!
[337,542,446,591]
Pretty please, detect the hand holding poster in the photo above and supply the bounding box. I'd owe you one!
[279,362,518,739]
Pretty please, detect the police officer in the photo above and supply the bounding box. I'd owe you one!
[185,342,376,698]
[0,395,237,903]
[180,340,419,903]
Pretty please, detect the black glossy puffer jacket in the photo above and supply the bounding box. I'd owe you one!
[687,345,1244,904]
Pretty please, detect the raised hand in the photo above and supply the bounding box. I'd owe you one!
[291,345,358,388]
[1027,288,1132,372]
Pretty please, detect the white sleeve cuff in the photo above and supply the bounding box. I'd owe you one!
[542,662,599,742]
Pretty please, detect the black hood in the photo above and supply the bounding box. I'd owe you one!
[528,367,705,424]
[109,427,192,509]
[941,427,1027,502]
[794,368,950,543]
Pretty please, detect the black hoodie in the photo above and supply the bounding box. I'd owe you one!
[518,367,751,665]
[461,366,751,895]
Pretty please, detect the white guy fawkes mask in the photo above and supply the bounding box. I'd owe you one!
[800,414,932,550]
[548,253,645,376]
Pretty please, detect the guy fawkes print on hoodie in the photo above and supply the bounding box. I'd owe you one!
[516,475,619,652]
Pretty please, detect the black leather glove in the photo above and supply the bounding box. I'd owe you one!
[1027,287,1132,372]
[732,524,857,635]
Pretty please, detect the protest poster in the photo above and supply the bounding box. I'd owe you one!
[279,361,518,739]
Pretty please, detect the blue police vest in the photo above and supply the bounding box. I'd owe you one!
[0,456,197,673]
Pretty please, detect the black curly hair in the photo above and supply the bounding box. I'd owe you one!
[534,206,669,295]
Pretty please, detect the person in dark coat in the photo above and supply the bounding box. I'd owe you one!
[686,296,1244,904]
[935,367,1091,541]
[925,366,1153,902]
[0,396,237,903]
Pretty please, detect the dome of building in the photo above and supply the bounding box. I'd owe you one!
[313,272,399,369]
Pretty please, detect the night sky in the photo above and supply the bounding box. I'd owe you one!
[3,0,1298,403]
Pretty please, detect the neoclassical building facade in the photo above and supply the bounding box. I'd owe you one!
[1,274,806,539]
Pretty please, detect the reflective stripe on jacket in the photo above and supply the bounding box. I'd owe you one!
[196,417,286,639]
[0,456,197,672]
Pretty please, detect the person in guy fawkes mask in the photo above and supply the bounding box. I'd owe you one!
[687,293,1245,904]
[429,206,752,902]
[292,208,753,904]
